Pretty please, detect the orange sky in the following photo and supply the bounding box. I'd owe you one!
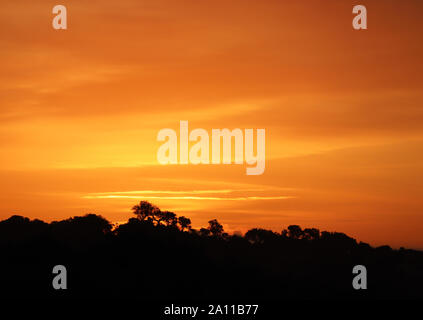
[1,0,423,248]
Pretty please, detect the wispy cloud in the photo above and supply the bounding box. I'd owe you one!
[82,189,294,201]
[87,189,263,195]
[83,195,293,201]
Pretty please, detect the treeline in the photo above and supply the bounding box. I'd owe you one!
[0,201,422,299]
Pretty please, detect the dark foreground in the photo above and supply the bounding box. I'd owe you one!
[1,203,422,300]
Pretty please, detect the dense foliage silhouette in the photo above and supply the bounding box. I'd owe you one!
[0,201,422,299]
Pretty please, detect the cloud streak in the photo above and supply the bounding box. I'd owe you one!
[83,195,293,201]
[83,189,294,201]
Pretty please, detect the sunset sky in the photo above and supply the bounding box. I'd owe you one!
[1,0,422,248]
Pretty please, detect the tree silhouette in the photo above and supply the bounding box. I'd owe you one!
[303,228,320,241]
[132,201,159,221]
[160,211,177,227]
[153,210,165,226]
[178,216,191,231]
[208,219,224,237]
[1,200,422,300]
[245,228,278,244]
[287,225,303,239]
